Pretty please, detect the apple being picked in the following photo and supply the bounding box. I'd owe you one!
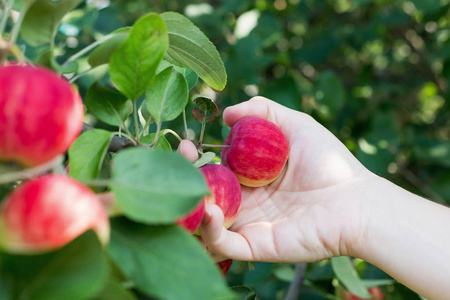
[0,65,84,167]
[176,199,205,234]
[221,116,289,187]
[217,259,233,276]
[199,164,241,228]
[0,174,110,254]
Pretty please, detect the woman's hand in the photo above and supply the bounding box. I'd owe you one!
[196,97,376,263]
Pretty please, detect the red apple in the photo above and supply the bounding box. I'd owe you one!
[199,164,241,228]
[0,174,110,254]
[217,259,233,276]
[337,286,384,300]
[176,199,205,234]
[221,116,289,187]
[0,65,84,167]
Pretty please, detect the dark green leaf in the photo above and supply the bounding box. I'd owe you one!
[330,256,370,298]
[68,129,114,181]
[230,286,257,300]
[192,95,218,123]
[86,82,130,126]
[145,67,189,124]
[108,218,234,300]
[0,231,108,300]
[157,61,199,91]
[93,276,137,300]
[110,148,209,224]
[110,13,168,100]
[88,28,131,68]
[21,0,84,46]
[161,12,227,91]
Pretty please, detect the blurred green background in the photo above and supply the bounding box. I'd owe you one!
[36,0,450,299]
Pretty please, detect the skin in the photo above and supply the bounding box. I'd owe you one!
[179,97,450,300]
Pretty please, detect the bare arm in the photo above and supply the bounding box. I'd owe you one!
[192,97,450,300]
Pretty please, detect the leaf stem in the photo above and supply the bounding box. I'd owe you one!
[161,129,182,142]
[183,109,188,138]
[133,100,140,141]
[150,119,162,147]
[113,131,137,146]
[62,33,114,67]
[0,156,64,184]
[138,115,154,140]
[78,178,112,187]
[0,0,14,36]
[9,0,29,45]
[199,144,230,149]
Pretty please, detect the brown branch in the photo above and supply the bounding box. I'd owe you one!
[81,123,136,153]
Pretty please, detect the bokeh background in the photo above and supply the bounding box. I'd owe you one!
[35,0,450,299]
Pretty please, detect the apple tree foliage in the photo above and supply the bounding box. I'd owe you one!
[1,0,450,299]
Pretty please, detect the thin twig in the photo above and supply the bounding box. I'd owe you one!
[284,263,308,300]
[81,123,136,152]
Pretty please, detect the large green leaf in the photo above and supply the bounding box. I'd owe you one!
[145,67,189,124]
[110,148,209,224]
[21,0,84,46]
[160,12,227,91]
[110,13,168,100]
[330,256,370,298]
[0,231,108,300]
[68,129,114,181]
[108,218,234,300]
[86,82,130,126]
[88,28,131,68]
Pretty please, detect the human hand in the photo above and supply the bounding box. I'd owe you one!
[198,97,377,263]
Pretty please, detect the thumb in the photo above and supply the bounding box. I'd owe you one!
[199,204,254,262]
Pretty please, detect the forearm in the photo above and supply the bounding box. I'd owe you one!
[354,177,450,300]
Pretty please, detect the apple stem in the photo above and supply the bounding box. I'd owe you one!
[199,144,230,149]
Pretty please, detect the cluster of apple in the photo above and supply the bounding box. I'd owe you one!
[0,63,290,276]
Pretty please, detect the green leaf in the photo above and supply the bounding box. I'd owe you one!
[36,49,79,74]
[86,82,130,126]
[110,13,168,101]
[68,129,114,181]
[230,286,257,300]
[157,60,199,90]
[21,0,84,46]
[161,12,227,91]
[145,67,189,124]
[110,148,209,224]
[362,279,395,288]
[108,218,235,300]
[0,231,108,300]
[193,152,216,168]
[93,276,137,300]
[330,256,370,298]
[140,133,172,151]
[192,95,219,123]
[88,28,131,68]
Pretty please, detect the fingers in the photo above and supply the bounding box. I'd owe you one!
[222,96,293,128]
[199,204,255,262]
[177,139,198,163]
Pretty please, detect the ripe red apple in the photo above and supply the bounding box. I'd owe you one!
[176,199,205,234]
[199,164,241,228]
[0,65,84,167]
[221,116,289,187]
[217,259,233,276]
[337,286,384,300]
[0,174,110,254]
